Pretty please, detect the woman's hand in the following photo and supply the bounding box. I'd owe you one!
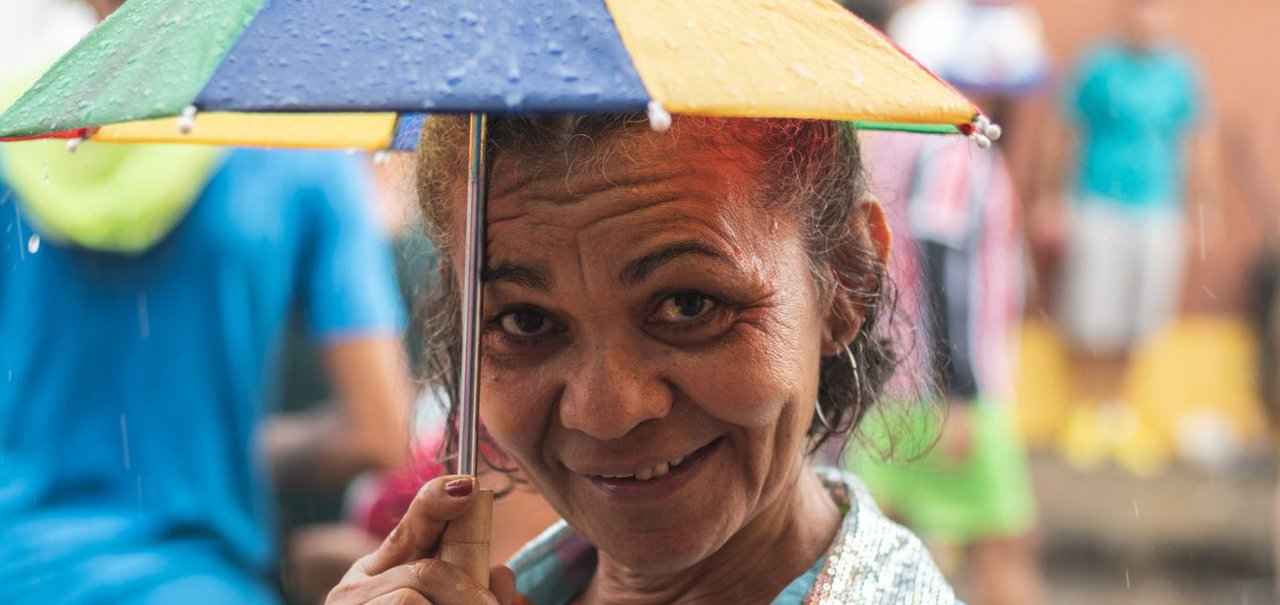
[326,475,517,605]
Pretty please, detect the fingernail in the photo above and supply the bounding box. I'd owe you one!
[444,477,473,497]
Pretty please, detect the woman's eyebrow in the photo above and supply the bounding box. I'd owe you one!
[620,241,736,287]
[483,263,552,291]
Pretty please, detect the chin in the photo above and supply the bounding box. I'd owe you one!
[598,535,717,575]
[586,512,734,576]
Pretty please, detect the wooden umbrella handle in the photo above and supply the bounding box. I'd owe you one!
[439,488,494,588]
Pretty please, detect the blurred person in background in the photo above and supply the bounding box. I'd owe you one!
[1225,119,1280,596]
[1032,0,1218,473]
[0,1,412,603]
[842,1,1047,603]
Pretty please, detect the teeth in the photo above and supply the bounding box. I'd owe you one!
[608,457,682,481]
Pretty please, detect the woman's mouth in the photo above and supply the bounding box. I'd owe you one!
[585,437,723,498]
[598,453,687,481]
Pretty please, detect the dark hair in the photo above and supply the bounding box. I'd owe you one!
[415,114,901,474]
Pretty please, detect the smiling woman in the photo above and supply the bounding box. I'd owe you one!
[325,115,957,605]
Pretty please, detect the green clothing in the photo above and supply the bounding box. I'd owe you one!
[847,401,1037,542]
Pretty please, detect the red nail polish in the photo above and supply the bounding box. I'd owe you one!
[444,478,473,497]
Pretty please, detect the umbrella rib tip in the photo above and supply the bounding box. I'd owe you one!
[647,101,672,133]
[178,105,198,135]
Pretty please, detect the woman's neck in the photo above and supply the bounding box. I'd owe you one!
[575,466,842,605]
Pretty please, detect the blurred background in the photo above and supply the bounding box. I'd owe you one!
[4,0,1280,604]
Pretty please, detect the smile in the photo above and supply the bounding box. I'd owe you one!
[583,437,723,495]
[598,454,687,481]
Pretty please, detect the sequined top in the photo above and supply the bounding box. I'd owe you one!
[507,468,958,604]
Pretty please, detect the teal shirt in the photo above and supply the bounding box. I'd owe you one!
[1064,43,1203,208]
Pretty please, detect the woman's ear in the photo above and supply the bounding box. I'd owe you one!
[820,197,892,356]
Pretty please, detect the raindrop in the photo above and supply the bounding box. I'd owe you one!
[789,63,818,83]
[120,413,132,470]
[445,67,467,86]
[27,234,40,254]
[504,91,526,108]
[137,292,149,338]
[1198,202,1205,260]
[460,11,479,26]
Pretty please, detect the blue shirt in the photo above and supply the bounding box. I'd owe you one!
[0,150,403,604]
[1064,43,1203,208]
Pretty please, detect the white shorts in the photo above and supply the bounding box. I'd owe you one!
[1059,200,1185,353]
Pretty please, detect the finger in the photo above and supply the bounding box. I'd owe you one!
[489,565,517,605]
[365,588,431,605]
[363,475,477,574]
[335,559,498,605]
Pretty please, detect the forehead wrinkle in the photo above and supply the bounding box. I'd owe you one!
[489,148,702,205]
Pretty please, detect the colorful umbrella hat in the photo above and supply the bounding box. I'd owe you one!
[0,0,995,583]
[0,0,993,150]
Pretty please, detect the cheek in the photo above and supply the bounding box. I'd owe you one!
[478,365,557,461]
[672,295,825,433]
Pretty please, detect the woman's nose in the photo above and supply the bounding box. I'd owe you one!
[558,344,671,441]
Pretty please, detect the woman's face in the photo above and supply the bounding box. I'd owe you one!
[446,127,852,573]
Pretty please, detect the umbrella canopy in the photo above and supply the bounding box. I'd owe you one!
[0,0,997,497]
[0,0,985,150]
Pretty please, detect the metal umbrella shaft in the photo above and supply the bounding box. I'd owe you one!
[438,113,495,587]
[457,112,487,478]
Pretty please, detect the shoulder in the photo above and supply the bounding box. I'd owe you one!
[507,521,577,575]
[508,522,594,605]
[810,468,959,604]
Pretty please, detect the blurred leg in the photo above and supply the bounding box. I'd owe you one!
[1058,202,1141,466]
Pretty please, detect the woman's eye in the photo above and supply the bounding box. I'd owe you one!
[498,309,554,337]
[654,292,715,323]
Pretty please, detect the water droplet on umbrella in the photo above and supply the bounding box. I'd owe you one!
[27,234,40,254]
[445,67,467,86]
[504,92,526,108]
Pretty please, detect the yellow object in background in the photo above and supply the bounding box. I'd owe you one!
[1014,317,1268,460]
